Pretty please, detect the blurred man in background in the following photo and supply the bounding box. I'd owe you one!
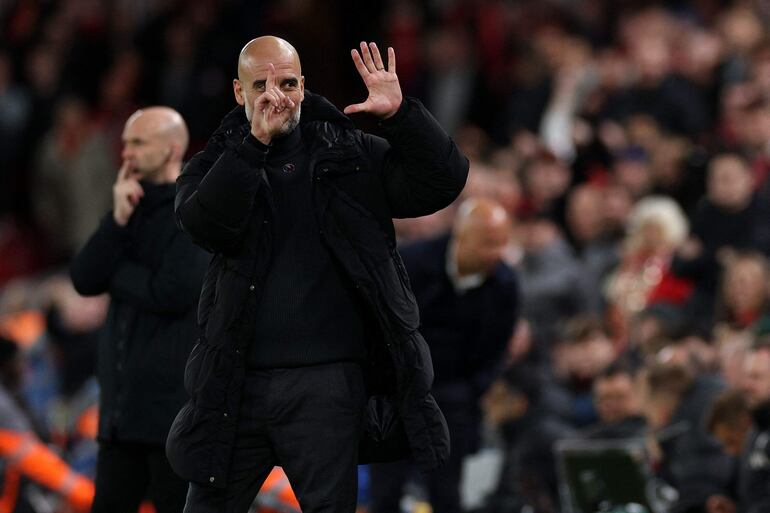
[369,197,518,513]
[584,362,646,439]
[643,362,733,513]
[480,364,575,513]
[734,343,770,512]
[71,107,209,513]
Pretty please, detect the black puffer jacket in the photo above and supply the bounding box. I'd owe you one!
[166,92,469,488]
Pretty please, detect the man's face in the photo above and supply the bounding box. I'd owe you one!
[594,373,640,424]
[713,420,751,456]
[121,115,171,180]
[708,156,752,210]
[234,47,304,137]
[723,258,768,315]
[570,334,615,381]
[741,349,770,409]
[455,219,510,275]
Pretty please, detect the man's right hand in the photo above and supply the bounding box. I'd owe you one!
[113,161,144,226]
[250,63,295,146]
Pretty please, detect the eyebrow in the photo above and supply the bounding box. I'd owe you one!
[252,77,299,89]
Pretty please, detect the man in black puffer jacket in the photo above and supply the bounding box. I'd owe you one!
[167,36,468,513]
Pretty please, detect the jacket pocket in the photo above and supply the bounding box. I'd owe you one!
[166,401,228,488]
[358,394,411,464]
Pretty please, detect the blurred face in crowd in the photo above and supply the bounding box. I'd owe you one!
[719,7,763,53]
[723,256,768,317]
[742,348,770,409]
[454,198,511,276]
[524,156,571,207]
[234,36,304,136]
[636,219,668,254]
[708,155,753,211]
[519,218,560,254]
[594,372,641,424]
[121,108,188,182]
[614,157,653,199]
[569,331,616,381]
[713,416,752,456]
[717,329,752,388]
[566,185,605,244]
[632,35,671,83]
[603,184,633,232]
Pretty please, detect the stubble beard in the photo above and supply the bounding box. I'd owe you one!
[245,103,301,138]
[277,104,301,136]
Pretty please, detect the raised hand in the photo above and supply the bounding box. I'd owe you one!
[250,63,296,145]
[344,42,402,119]
[113,161,144,226]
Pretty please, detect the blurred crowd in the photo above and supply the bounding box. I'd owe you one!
[2,0,770,512]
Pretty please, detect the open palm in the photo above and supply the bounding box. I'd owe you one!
[344,41,403,119]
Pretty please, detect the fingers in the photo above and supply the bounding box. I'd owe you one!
[350,48,369,78]
[351,42,392,76]
[262,90,281,112]
[271,87,293,112]
[117,161,132,182]
[369,42,385,71]
[127,183,144,205]
[359,41,377,73]
[257,88,293,115]
[343,101,368,115]
[266,63,276,91]
[387,46,396,73]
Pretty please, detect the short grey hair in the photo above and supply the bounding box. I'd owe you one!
[626,195,689,248]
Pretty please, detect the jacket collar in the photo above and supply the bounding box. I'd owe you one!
[300,91,355,129]
[138,180,175,211]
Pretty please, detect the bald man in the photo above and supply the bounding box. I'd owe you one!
[71,108,209,513]
[368,198,519,513]
[168,36,468,513]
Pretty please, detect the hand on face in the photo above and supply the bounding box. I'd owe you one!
[345,42,402,119]
[113,160,144,226]
[250,63,297,145]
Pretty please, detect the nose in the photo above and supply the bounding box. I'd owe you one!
[121,145,133,161]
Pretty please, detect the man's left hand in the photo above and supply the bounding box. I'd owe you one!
[344,42,402,119]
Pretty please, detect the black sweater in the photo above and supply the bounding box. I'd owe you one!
[247,128,366,368]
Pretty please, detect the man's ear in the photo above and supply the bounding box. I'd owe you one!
[299,76,305,103]
[233,79,245,106]
[168,143,180,162]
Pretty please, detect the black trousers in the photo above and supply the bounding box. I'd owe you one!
[184,361,366,513]
[91,440,189,513]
